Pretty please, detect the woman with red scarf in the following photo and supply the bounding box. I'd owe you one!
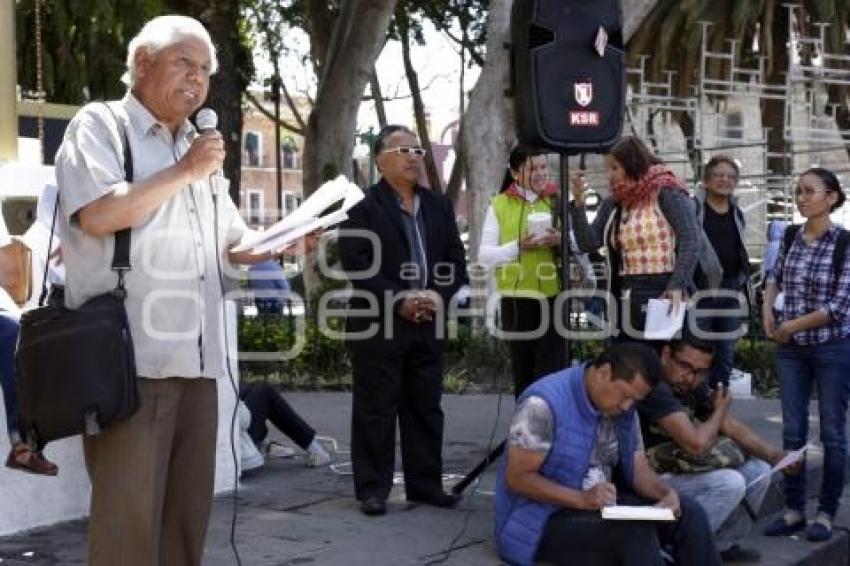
[570,137,699,343]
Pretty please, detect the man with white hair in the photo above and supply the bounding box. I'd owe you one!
[55,15,316,565]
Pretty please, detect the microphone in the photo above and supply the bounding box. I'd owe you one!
[195,108,224,186]
[196,107,218,133]
[194,108,227,205]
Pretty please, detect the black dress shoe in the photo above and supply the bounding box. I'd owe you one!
[359,496,387,516]
[406,490,461,508]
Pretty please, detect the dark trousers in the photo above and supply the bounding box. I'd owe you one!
[695,277,747,387]
[614,273,672,351]
[0,311,20,441]
[500,296,566,397]
[349,328,444,501]
[240,382,315,450]
[536,493,720,566]
[777,338,850,517]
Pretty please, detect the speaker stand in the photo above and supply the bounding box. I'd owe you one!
[450,154,576,496]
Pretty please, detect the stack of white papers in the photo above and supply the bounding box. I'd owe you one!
[232,175,364,255]
[643,298,687,340]
[747,444,810,487]
[601,506,675,521]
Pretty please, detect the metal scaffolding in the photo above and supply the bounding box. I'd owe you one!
[615,3,850,263]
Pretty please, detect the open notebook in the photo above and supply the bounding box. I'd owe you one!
[601,506,675,521]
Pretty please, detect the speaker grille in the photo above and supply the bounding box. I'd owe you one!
[528,23,555,49]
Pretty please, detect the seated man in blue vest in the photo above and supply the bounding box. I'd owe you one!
[494,342,720,566]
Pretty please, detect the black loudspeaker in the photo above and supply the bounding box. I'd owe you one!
[510,0,625,153]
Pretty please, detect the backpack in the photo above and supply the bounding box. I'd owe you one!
[780,224,850,290]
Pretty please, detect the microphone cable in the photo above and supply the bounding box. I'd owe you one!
[425,177,528,565]
[197,107,243,565]
[212,187,244,566]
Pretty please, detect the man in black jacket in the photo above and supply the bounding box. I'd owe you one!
[338,125,468,516]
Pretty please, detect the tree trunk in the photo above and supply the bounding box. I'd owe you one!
[622,0,660,41]
[445,128,465,205]
[400,23,442,191]
[463,0,514,266]
[302,0,396,198]
[370,67,388,129]
[300,0,397,301]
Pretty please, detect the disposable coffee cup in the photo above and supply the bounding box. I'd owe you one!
[527,212,552,236]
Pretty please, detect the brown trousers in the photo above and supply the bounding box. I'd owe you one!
[83,378,218,566]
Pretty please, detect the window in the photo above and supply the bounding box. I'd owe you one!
[244,132,262,167]
[720,112,743,142]
[284,192,297,217]
[246,190,264,225]
[282,136,298,169]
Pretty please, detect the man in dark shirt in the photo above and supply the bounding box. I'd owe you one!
[694,155,751,387]
[638,335,783,563]
[338,125,468,516]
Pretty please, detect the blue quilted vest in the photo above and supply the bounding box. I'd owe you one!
[493,364,639,565]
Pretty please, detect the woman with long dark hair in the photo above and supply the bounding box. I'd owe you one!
[569,136,699,342]
[762,167,850,542]
[478,146,564,396]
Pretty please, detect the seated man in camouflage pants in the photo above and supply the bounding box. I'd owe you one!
[637,334,783,564]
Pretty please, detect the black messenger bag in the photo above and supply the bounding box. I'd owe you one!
[15,103,139,448]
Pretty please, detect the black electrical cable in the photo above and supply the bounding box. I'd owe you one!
[212,191,244,566]
[426,164,539,565]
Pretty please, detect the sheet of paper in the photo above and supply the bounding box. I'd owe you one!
[232,175,364,254]
[643,298,686,340]
[747,444,810,487]
[601,506,675,522]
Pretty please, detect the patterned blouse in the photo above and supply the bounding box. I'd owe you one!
[771,225,850,345]
[617,198,677,276]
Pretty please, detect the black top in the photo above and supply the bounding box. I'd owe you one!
[338,178,468,343]
[703,204,740,279]
[637,381,713,450]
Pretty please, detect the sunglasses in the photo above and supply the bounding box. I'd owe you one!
[382,146,427,157]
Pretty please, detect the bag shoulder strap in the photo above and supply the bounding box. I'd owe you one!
[40,103,134,305]
[781,224,802,257]
[832,228,850,288]
[101,102,133,277]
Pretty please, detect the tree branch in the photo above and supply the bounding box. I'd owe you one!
[281,81,308,131]
[244,90,305,135]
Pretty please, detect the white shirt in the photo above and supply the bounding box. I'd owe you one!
[477,186,541,270]
[55,93,247,379]
[477,187,595,285]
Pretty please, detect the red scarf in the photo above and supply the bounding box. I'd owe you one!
[503,181,559,201]
[611,164,688,208]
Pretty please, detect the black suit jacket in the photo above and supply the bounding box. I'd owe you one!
[338,179,468,343]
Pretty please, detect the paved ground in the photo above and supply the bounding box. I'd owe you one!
[0,392,849,565]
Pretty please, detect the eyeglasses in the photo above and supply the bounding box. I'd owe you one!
[381,146,427,157]
[671,354,709,379]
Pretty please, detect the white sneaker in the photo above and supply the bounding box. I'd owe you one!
[265,442,297,459]
[306,450,331,467]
